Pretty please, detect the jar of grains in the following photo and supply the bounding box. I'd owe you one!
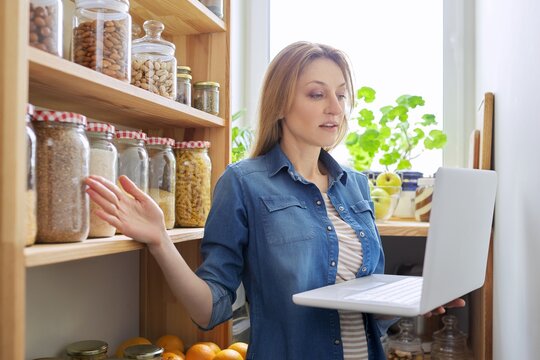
[175,141,212,227]
[72,0,131,81]
[176,73,192,106]
[115,130,149,194]
[86,122,118,237]
[29,0,63,56]
[32,110,89,243]
[193,81,219,115]
[124,344,164,359]
[131,20,177,100]
[25,104,38,246]
[146,137,176,229]
[66,340,108,360]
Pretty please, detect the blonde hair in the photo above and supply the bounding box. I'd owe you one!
[250,41,355,158]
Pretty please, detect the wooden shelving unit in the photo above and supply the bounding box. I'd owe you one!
[377,219,429,237]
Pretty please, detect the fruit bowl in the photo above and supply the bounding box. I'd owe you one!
[370,186,401,221]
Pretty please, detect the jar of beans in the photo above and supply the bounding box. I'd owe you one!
[193,81,220,115]
[115,130,149,194]
[25,104,37,246]
[29,0,63,56]
[32,110,90,243]
[72,0,131,81]
[175,141,212,227]
[132,20,177,100]
[146,137,176,229]
[86,122,117,237]
[66,340,108,360]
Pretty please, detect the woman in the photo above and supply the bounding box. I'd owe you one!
[86,41,461,360]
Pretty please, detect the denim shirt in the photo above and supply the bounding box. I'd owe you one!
[196,144,389,360]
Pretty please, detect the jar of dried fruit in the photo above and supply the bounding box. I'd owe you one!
[25,104,37,246]
[193,81,220,115]
[66,340,108,360]
[72,0,132,81]
[115,130,149,194]
[175,141,212,227]
[32,110,90,243]
[29,0,63,56]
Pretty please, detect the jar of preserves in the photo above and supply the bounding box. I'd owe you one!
[25,104,37,246]
[132,20,177,100]
[414,177,435,222]
[124,344,163,359]
[32,110,89,243]
[176,73,192,106]
[386,318,424,360]
[29,0,63,56]
[86,122,118,237]
[115,130,149,194]
[66,340,108,360]
[72,0,132,81]
[193,81,219,115]
[175,141,212,227]
[200,0,224,19]
[147,137,176,229]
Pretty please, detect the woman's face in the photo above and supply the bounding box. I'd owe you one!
[281,58,347,151]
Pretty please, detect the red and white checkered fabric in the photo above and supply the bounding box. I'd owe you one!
[115,130,147,140]
[175,140,211,149]
[86,122,115,134]
[33,110,87,126]
[146,137,174,146]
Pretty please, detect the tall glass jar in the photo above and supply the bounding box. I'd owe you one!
[200,0,224,19]
[431,315,471,360]
[25,104,38,246]
[386,318,424,360]
[132,20,177,100]
[66,340,108,360]
[414,177,435,222]
[124,344,163,359]
[193,81,219,115]
[147,137,176,229]
[72,0,132,81]
[115,130,149,194]
[175,141,212,227]
[86,122,118,237]
[32,110,89,243]
[176,73,192,106]
[29,0,63,56]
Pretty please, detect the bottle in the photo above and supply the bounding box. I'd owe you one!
[414,177,435,222]
[25,104,37,246]
[193,81,220,115]
[386,318,424,359]
[124,344,164,359]
[115,130,149,194]
[66,340,108,360]
[29,0,63,56]
[431,315,470,360]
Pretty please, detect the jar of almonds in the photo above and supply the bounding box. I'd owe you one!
[29,0,63,56]
[132,20,177,100]
[72,0,132,81]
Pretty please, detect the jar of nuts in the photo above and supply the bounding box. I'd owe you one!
[25,104,37,246]
[115,130,149,194]
[72,0,132,82]
[386,319,424,360]
[175,141,212,227]
[66,340,108,360]
[29,0,63,56]
[132,20,177,100]
[193,81,220,115]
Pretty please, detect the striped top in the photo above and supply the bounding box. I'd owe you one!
[323,193,369,360]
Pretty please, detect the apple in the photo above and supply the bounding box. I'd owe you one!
[371,187,392,219]
[376,172,402,195]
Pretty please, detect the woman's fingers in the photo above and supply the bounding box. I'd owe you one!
[118,175,150,202]
[85,176,123,206]
[93,208,123,230]
[87,188,120,217]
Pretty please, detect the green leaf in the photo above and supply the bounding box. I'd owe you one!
[357,108,375,127]
[358,129,381,153]
[424,129,447,149]
[345,132,359,146]
[396,159,412,170]
[420,113,436,126]
[388,105,408,121]
[406,96,425,108]
[379,150,400,166]
[357,86,376,103]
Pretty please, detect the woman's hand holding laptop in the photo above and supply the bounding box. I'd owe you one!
[424,298,466,318]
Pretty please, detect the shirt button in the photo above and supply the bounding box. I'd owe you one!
[338,205,345,211]
[327,225,332,231]
[359,231,365,238]
[361,266,367,272]
[334,339,341,345]
[330,260,336,267]
[316,200,322,206]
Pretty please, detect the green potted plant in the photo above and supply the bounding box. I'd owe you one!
[231,109,254,163]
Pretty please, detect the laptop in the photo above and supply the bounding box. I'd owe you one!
[292,167,497,316]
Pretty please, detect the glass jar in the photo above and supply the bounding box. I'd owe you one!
[29,0,63,56]
[66,340,108,360]
[200,0,224,19]
[176,73,192,106]
[72,0,132,82]
[177,65,191,76]
[25,104,38,246]
[124,344,164,359]
[115,130,149,194]
[414,177,435,222]
[132,20,177,100]
[32,110,89,243]
[147,137,176,229]
[86,122,118,237]
[394,171,423,218]
[386,319,424,360]
[175,141,212,227]
[193,81,219,115]
[431,315,470,360]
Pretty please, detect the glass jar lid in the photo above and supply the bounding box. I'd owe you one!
[124,344,164,359]
[387,318,422,351]
[146,137,175,146]
[132,20,175,56]
[177,65,191,74]
[433,314,467,343]
[87,122,116,134]
[115,130,147,141]
[417,177,435,187]
[176,73,192,80]
[75,0,130,12]
[194,81,220,89]
[66,340,108,355]
[175,140,211,149]
[32,110,87,126]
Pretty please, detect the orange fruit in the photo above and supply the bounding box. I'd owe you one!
[163,352,183,360]
[170,349,186,359]
[115,337,152,358]
[200,341,221,354]
[213,349,243,360]
[227,342,248,359]
[156,334,185,353]
[185,343,215,360]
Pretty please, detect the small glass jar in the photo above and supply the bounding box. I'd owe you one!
[29,0,63,56]
[72,0,132,81]
[32,110,89,243]
[200,0,224,19]
[176,65,191,76]
[115,130,149,194]
[86,122,118,237]
[193,81,219,115]
[386,319,424,360]
[147,137,176,229]
[25,104,38,246]
[175,141,212,227]
[132,20,177,100]
[414,177,435,222]
[431,315,471,360]
[176,73,192,106]
[66,340,108,360]
[124,344,164,359]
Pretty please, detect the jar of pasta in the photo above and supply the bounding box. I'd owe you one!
[66,340,108,360]
[32,110,89,243]
[193,81,219,115]
[115,130,149,193]
[29,0,63,56]
[124,344,163,359]
[147,137,176,229]
[86,122,117,237]
[25,104,37,246]
[175,141,212,227]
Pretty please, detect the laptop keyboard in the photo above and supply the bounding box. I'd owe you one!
[344,277,423,305]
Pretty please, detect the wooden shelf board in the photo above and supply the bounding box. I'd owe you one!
[376,218,429,237]
[24,228,204,267]
[28,47,225,129]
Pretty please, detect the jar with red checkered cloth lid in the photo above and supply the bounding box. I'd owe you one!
[174,140,212,227]
[25,104,37,246]
[114,129,148,194]
[31,109,89,243]
[146,137,176,229]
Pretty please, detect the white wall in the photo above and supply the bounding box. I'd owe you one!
[475,0,540,358]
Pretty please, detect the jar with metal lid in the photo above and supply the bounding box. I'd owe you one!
[200,0,224,19]
[29,0,63,56]
[193,81,219,115]
[177,65,191,76]
[115,130,149,194]
[132,20,177,100]
[175,141,212,227]
[176,73,192,106]
[72,0,132,81]
[124,344,164,359]
[32,110,89,243]
[25,104,38,246]
[431,315,471,360]
[147,137,176,229]
[86,122,118,237]
[386,318,424,360]
[414,177,435,222]
[66,340,108,360]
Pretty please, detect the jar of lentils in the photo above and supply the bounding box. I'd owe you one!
[29,0,63,56]
[124,344,164,359]
[32,110,89,243]
[66,340,108,360]
[72,0,132,81]
[175,141,212,227]
[86,122,117,237]
[25,104,37,246]
[115,130,149,194]
[193,81,219,115]
[147,137,176,229]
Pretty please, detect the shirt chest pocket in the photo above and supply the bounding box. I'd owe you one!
[260,195,316,245]
[350,199,377,234]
